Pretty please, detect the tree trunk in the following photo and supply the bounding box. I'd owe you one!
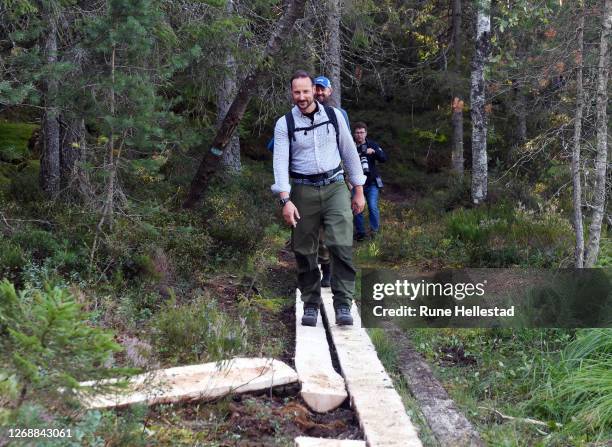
[515,88,527,145]
[452,0,462,65]
[451,97,464,174]
[572,12,585,268]
[40,12,60,197]
[99,46,117,230]
[218,0,241,172]
[450,0,464,176]
[60,116,85,193]
[326,0,342,107]
[470,0,491,204]
[183,0,308,208]
[585,0,612,267]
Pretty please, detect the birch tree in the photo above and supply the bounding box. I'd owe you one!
[217,0,241,172]
[470,0,491,204]
[584,0,611,267]
[571,10,585,268]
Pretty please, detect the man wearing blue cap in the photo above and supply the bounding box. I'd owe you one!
[314,76,350,127]
[312,75,350,287]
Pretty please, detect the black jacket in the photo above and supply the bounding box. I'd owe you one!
[356,138,387,187]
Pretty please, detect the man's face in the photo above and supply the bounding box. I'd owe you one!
[291,77,315,112]
[314,84,333,104]
[354,128,367,144]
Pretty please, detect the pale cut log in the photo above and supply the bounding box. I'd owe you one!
[321,290,422,447]
[78,357,298,409]
[295,436,366,447]
[296,289,348,412]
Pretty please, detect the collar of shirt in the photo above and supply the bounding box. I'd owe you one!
[300,101,320,123]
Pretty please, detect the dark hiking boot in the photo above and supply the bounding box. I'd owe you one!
[301,305,319,326]
[321,263,331,287]
[354,233,366,242]
[335,305,353,326]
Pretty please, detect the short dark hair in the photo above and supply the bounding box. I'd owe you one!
[353,122,367,131]
[290,70,314,87]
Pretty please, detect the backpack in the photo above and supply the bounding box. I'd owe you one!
[267,105,340,157]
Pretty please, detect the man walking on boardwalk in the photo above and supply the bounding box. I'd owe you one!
[272,70,366,326]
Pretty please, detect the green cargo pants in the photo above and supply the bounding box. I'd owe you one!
[290,181,355,309]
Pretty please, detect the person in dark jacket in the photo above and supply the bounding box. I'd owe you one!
[352,122,387,241]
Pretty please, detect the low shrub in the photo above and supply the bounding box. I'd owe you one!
[150,294,248,364]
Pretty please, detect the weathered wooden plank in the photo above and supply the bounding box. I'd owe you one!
[321,291,422,447]
[296,289,348,412]
[295,436,366,447]
[78,357,298,409]
[381,322,484,446]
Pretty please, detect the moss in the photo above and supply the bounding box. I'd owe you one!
[0,121,38,162]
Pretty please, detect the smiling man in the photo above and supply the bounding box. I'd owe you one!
[272,70,366,327]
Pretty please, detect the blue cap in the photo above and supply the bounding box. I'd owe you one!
[314,76,331,89]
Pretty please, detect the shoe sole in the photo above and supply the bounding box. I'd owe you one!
[336,319,353,326]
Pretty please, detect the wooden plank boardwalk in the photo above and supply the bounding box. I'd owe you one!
[295,289,348,412]
[78,358,298,409]
[320,291,423,447]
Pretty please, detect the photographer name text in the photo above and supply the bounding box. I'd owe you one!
[369,280,515,318]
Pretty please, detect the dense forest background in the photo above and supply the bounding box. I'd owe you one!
[1,0,611,445]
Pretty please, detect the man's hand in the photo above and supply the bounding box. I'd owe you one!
[282,201,300,227]
[366,148,375,155]
[351,186,365,215]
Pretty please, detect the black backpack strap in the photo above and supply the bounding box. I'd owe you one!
[285,110,295,165]
[322,104,340,149]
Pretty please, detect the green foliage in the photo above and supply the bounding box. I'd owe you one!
[0,121,37,162]
[201,165,277,265]
[445,203,573,267]
[0,240,26,279]
[12,228,61,259]
[8,160,42,203]
[0,280,127,408]
[595,237,612,267]
[150,295,248,363]
[0,404,106,447]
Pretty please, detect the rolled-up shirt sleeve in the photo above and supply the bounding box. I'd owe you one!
[335,109,366,186]
[271,117,291,194]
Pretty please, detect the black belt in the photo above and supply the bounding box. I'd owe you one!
[290,165,342,181]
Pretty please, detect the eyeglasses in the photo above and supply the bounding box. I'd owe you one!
[354,131,366,134]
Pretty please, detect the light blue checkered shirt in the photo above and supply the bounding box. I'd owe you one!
[271,102,366,194]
